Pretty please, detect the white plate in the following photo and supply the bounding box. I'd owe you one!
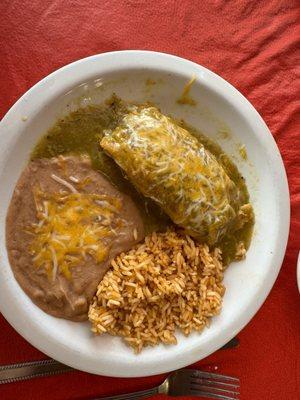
[0,51,290,377]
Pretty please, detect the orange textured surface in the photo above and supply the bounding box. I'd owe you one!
[0,1,299,399]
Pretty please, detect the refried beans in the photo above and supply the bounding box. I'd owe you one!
[6,155,144,321]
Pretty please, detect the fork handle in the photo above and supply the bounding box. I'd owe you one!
[93,387,158,400]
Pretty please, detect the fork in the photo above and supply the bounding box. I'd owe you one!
[96,369,240,400]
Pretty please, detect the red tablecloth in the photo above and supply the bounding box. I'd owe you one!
[0,1,299,399]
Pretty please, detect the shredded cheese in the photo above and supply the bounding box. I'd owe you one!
[29,187,122,280]
[69,175,80,183]
[51,174,78,193]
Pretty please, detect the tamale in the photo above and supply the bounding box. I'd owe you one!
[101,106,252,244]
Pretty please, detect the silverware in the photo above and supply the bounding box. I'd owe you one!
[220,336,239,350]
[95,369,240,400]
[0,359,73,384]
[0,337,239,385]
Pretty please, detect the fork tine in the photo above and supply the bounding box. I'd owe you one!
[190,370,239,383]
[186,369,239,400]
[191,384,239,396]
[190,389,239,400]
[191,377,239,389]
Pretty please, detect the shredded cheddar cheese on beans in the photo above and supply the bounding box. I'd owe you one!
[29,188,122,281]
